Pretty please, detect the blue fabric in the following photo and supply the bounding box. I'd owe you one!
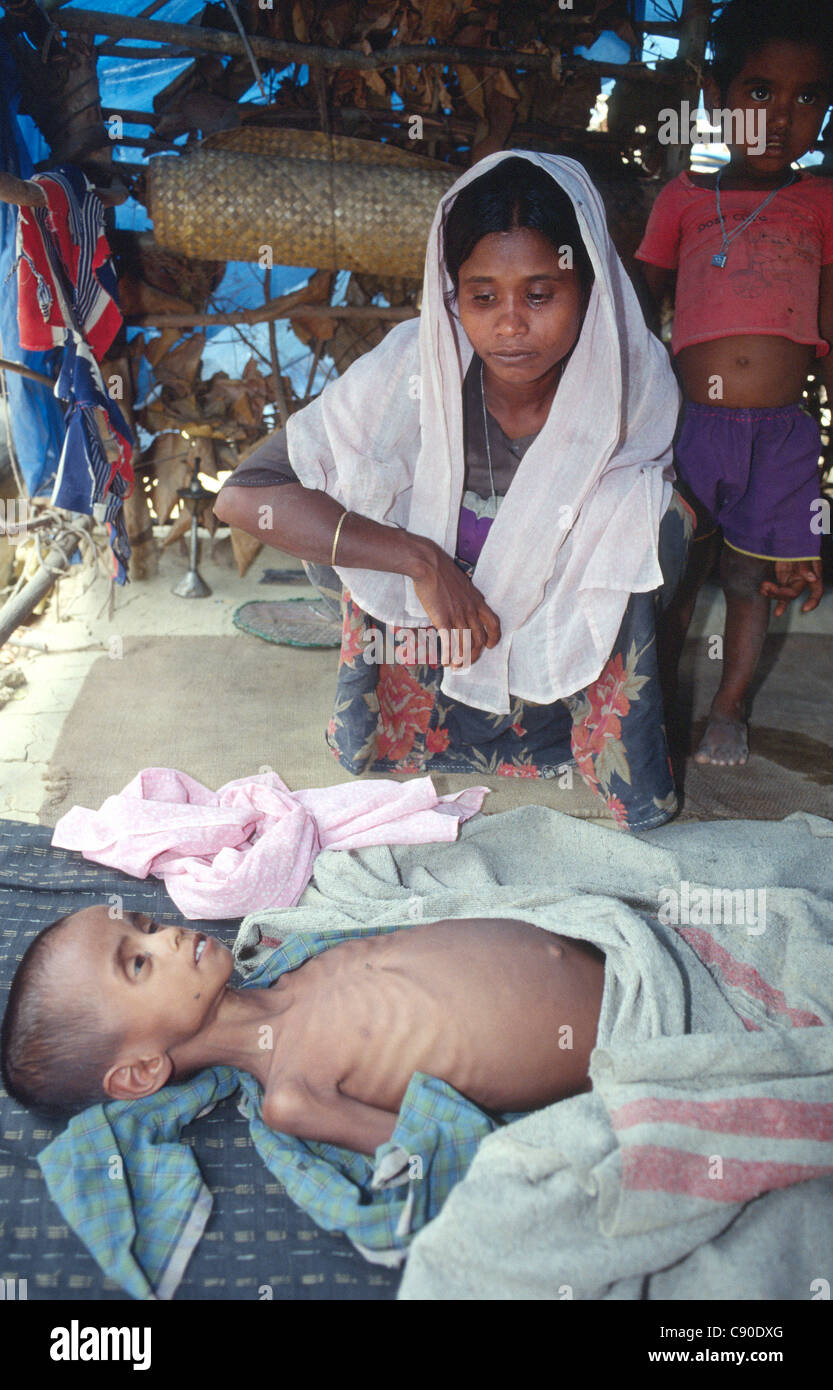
[27,164,135,580]
[52,330,133,582]
[37,924,500,1300]
[0,35,65,496]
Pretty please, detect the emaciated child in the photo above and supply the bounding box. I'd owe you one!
[637,0,833,765]
[1,909,605,1156]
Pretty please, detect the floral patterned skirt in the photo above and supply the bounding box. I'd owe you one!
[305,491,693,831]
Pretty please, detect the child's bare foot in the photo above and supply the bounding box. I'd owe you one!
[694,710,749,766]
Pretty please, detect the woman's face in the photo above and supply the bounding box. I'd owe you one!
[455,226,589,388]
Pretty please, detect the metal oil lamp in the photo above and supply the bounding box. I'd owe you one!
[172,454,214,598]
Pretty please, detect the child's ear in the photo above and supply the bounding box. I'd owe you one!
[103,1053,172,1102]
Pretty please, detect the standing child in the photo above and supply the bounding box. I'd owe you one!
[637,0,833,766]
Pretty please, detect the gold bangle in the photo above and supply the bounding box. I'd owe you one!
[331,509,350,567]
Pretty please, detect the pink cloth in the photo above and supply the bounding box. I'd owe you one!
[51,768,488,919]
[635,170,833,357]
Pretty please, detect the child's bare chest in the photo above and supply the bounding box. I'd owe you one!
[264,919,605,1114]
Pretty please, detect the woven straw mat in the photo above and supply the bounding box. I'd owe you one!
[148,128,457,277]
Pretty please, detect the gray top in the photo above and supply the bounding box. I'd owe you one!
[220,356,539,502]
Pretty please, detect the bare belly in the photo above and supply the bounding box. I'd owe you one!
[276,918,606,1114]
[677,336,814,407]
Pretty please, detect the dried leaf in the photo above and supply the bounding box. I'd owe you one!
[493,68,520,103]
[365,9,393,32]
[364,68,389,98]
[143,329,182,369]
[230,527,262,577]
[456,65,486,119]
[153,334,205,396]
[161,511,192,547]
[290,312,339,344]
[117,276,195,320]
[291,0,309,43]
[150,452,193,525]
[191,436,218,477]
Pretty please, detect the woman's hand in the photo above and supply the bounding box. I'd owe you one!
[409,539,501,668]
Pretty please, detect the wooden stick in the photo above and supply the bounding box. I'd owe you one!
[57,9,680,85]
[127,303,418,329]
[664,0,710,180]
[0,357,55,388]
[0,169,128,207]
[0,172,47,207]
[264,267,290,427]
[125,269,331,331]
[102,102,647,149]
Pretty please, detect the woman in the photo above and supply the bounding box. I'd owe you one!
[215,153,692,830]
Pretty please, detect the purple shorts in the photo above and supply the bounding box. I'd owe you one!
[674,402,822,561]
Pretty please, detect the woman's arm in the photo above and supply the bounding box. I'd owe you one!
[214,481,501,665]
[215,479,425,577]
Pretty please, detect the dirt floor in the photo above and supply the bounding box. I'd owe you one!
[1,523,832,826]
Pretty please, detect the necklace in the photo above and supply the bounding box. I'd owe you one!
[711,163,796,269]
[480,357,565,503]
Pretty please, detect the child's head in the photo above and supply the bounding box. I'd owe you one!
[442,156,595,387]
[707,0,833,166]
[1,907,234,1118]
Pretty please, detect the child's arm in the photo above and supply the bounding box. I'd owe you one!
[263,1076,398,1157]
[634,179,681,337]
[638,264,676,338]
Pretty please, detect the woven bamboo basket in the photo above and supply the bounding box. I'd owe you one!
[148,129,457,277]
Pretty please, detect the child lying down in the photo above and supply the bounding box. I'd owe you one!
[1,908,605,1155]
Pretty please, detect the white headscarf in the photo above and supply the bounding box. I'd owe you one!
[286,150,680,715]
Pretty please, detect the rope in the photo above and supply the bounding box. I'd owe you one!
[224,0,267,99]
[0,505,115,618]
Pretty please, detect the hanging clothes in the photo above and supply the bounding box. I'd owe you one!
[15,163,134,581]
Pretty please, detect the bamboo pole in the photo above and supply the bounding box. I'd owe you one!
[664,0,711,180]
[123,269,332,331]
[57,9,680,85]
[0,529,83,649]
[42,0,685,27]
[127,303,418,330]
[264,267,290,428]
[103,105,644,148]
[0,358,55,389]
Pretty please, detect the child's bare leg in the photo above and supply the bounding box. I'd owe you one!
[695,547,771,766]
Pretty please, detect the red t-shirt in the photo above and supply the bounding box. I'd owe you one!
[635,170,833,357]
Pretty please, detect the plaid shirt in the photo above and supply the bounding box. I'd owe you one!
[37,927,500,1300]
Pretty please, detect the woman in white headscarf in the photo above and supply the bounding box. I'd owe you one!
[216,152,693,829]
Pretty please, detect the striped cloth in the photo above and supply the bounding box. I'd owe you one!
[15,164,134,581]
[36,924,499,1301]
[223,805,833,1300]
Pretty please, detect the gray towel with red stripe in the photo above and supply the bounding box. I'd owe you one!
[244,804,833,1300]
